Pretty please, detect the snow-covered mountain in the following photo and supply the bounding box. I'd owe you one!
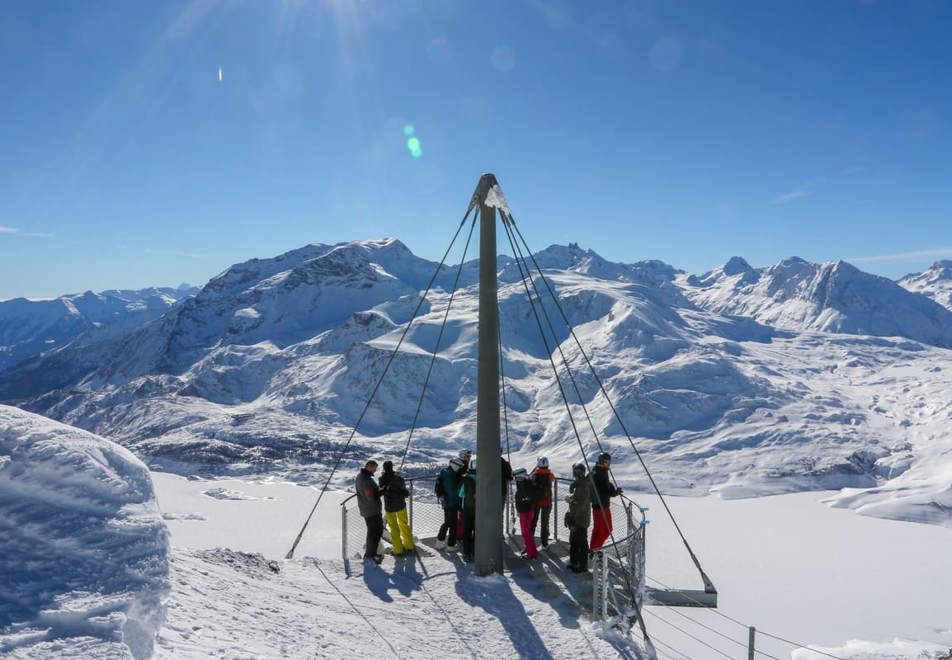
[0,285,197,370]
[678,256,952,347]
[899,259,952,311]
[0,404,169,658]
[2,239,951,529]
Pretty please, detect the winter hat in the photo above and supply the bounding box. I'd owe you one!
[382,460,394,473]
[537,456,549,469]
[572,463,586,477]
[597,451,611,464]
[450,457,466,471]
[458,449,471,461]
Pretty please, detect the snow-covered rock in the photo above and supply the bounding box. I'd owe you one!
[679,256,952,347]
[0,405,169,658]
[899,259,952,311]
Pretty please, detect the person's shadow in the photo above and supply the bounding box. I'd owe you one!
[361,558,422,601]
[451,555,554,659]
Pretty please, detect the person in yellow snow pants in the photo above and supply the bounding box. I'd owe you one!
[385,508,414,555]
[379,461,415,555]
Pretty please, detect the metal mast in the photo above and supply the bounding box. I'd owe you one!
[473,173,503,576]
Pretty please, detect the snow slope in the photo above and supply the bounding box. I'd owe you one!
[3,240,952,531]
[0,285,197,371]
[0,405,170,658]
[900,260,952,311]
[678,257,952,347]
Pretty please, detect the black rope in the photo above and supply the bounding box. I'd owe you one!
[643,609,734,660]
[284,209,473,560]
[645,574,837,660]
[398,213,478,471]
[507,214,715,594]
[504,216,627,496]
[499,215,637,602]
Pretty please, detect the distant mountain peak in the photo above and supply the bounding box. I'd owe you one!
[723,257,753,276]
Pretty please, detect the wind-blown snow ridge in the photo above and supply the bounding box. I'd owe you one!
[0,405,170,658]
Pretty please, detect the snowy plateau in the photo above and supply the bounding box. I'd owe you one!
[1,238,952,658]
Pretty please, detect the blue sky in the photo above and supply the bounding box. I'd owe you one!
[1,0,951,299]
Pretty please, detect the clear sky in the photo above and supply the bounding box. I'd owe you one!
[2,0,951,299]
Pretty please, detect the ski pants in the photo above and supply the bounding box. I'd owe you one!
[461,508,476,558]
[531,504,552,545]
[363,514,384,558]
[518,510,538,558]
[590,507,613,550]
[385,508,414,555]
[569,525,589,570]
[438,505,458,546]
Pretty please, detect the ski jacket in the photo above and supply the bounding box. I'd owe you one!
[501,457,513,499]
[378,471,409,513]
[438,466,461,509]
[355,468,382,518]
[530,467,555,506]
[514,477,538,514]
[590,465,619,511]
[567,477,592,528]
[459,473,477,513]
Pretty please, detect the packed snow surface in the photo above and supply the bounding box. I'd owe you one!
[149,473,952,659]
[0,405,170,659]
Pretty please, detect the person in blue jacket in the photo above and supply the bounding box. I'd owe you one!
[436,457,465,550]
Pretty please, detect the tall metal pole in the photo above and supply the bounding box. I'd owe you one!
[474,173,503,576]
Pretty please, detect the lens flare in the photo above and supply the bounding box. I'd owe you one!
[406,136,422,158]
[403,124,415,136]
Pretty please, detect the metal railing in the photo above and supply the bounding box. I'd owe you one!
[340,472,648,624]
[591,494,648,622]
[341,473,445,560]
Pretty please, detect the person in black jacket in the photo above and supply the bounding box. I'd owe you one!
[378,460,414,556]
[565,463,592,572]
[458,459,478,562]
[513,468,540,559]
[590,452,622,550]
[355,460,384,563]
[501,455,513,510]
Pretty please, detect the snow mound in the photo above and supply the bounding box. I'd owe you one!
[0,405,169,659]
[791,637,951,659]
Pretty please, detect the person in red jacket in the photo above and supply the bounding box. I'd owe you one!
[530,456,556,549]
[590,452,622,550]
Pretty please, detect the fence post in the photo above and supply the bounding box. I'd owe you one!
[592,550,608,621]
[341,503,348,561]
[553,478,560,543]
[409,480,414,529]
[748,626,756,660]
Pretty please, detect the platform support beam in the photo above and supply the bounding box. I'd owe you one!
[474,173,503,576]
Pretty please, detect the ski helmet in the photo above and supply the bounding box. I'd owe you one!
[572,463,586,478]
[537,456,549,469]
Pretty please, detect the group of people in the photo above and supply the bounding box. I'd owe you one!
[354,449,622,573]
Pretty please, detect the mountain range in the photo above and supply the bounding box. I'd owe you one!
[2,240,951,527]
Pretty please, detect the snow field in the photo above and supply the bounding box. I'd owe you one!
[151,473,952,659]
